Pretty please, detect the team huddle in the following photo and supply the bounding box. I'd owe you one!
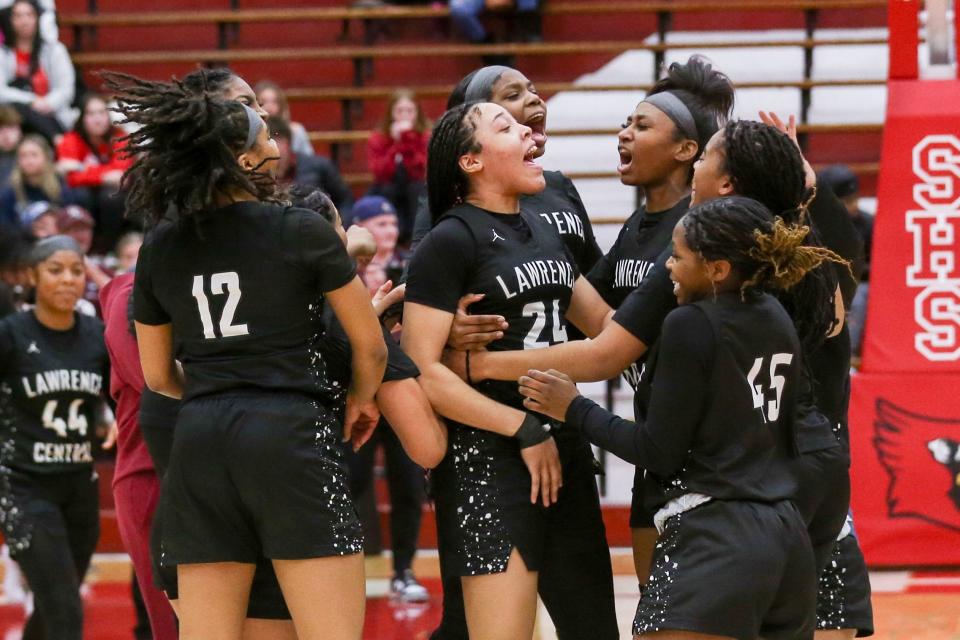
[0,56,873,640]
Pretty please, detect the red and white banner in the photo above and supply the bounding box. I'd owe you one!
[861,80,960,373]
[850,372,960,566]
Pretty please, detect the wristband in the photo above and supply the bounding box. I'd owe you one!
[513,413,551,449]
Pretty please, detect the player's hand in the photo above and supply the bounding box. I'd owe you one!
[520,437,562,507]
[343,394,380,451]
[758,111,817,190]
[346,225,377,260]
[100,422,118,450]
[372,280,405,316]
[519,369,580,423]
[447,293,507,351]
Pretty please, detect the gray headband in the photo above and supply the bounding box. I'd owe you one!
[464,65,512,102]
[240,103,263,152]
[642,91,698,142]
[30,235,82,265]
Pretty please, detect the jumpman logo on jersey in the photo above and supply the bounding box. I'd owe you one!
[491,229,505,243]
[26,341,40,354]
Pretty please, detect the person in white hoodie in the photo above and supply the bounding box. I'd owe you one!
[0,0,76,143]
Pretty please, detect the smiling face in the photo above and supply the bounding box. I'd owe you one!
[487,69,548,158]
[31,250,85,314]
[666,220,713,305]
[691,129,735,206]
[617,101,696,187]
[462,103,545,197]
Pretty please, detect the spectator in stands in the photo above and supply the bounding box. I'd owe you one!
[268,115,354,222]
[56,93,133,254]
[449,0,542,46]
[352,195,406,280]
[0,0,57,43]
[820,164,872,359]
[367,89,428,245]
[0,133,75,226]
[255,80,314,157]
[0,105,23,187]
[114,231,142,274]
[0,0,76,143]
[19,199,56,238]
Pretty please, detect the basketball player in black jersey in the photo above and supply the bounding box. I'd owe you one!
[403,102,619,639]
[520,196,847,640]
[0,236,111,640]
[410,66,603,355]
[110,72,388,640]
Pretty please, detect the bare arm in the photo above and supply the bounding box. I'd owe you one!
[377,378,448,469]
[463,320,648,384]
[327,275,388,447]
[564,276,612,339]
[134,322,184,399]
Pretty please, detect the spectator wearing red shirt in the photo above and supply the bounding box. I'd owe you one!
[56,94,133,254]
[99,272,178,640]
[366,89,429,245]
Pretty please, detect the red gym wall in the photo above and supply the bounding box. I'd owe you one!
[849,0,960,566]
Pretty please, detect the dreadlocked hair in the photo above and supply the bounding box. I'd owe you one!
[427,102,483,226]
[181,66,240,96]
[103,70,279,228]
[683,196,849,352]
[718,119,847,352]
[648,55,735,165]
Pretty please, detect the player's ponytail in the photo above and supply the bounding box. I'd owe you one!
[103,70,280,229]
[426,102,482,226]
[647,55,735,166]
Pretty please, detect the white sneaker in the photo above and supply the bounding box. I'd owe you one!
[390,570,429,603]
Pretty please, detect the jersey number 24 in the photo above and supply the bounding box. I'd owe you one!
[192,272,250,340]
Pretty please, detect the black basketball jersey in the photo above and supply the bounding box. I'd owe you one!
[406,203,578,410]
[642,293,801,508]
[0,311,109,474]
[588,197,689,388]
[410,171,600,276]
[133,201,356,403]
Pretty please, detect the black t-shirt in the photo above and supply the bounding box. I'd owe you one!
[134,201,356,402]
[588,196,689,387]
[568,293,801,508]
[410,171,601,276]
[407,203,578,411]
[0,311,109,473]
[318,308,419,390]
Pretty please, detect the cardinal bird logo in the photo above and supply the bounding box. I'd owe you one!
[875,399,960,531]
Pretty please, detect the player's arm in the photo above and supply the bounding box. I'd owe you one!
[326,276,388,405]
[377,378,447,469]
[135,322,184,400]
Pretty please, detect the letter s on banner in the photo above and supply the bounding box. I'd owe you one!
[907,135,960,361]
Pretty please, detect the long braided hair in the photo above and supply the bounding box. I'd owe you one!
[717,119,848,351]
[682,196,847,299]
[426,102,483,225]
[103,70,279,229]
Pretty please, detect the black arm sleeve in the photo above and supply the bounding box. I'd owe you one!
[297,209,357,292]
[809,174,864,307]
[405,217,476,314]
[559,174,603,273]
[566,305,713,475]
[610,247,676,345]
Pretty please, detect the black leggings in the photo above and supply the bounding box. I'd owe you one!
[345,423,425,576]
[6,469,100,640]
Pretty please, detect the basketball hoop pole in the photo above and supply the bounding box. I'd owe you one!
[888,0,919,80]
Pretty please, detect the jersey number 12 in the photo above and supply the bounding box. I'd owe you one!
[746,353,793,422]
[192,272,249,340]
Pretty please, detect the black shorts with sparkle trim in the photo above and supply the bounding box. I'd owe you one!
[160,390,362,566]
[432,422,611,581]
[634,499,816,640]
[817,530,874,637]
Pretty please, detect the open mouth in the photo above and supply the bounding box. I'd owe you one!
[526,111,547,150]
[617,145,633,174]
[523,143,541,168]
